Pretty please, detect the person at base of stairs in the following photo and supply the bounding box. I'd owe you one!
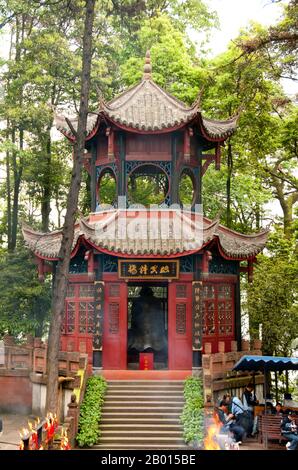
[216,401,245,444]
[281,411,298,451]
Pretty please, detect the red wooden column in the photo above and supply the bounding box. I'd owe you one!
[168,281,192,370]
[102,281,127,369]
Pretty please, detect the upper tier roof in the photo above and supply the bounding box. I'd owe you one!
[54,51,238,140]
[22,209,269,261]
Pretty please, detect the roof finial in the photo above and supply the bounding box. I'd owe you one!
[143,49,152,80]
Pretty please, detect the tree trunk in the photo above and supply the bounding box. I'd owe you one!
[10,128,24,251]
[41,128,52,232]
[226,141,233,228]
[6,144,12,250]
[45,0,96,414]
[272,174,298,238]
[255,203,260,231]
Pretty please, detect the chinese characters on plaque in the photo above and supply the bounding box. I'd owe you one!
[119,260,179,279]
[192,281,202,350]
[93,281,104,350]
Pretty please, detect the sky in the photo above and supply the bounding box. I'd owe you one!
[207,0,285,56]
[201,0,296,96]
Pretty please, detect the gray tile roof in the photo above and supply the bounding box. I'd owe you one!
[101,79,199,131]
[54,66,238,139]
[22,210,268,260]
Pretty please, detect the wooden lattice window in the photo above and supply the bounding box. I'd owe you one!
[203,285,215,335]
[218,285,233,334]
[66,284,75,298]
[63,301,75,334]
[79,284,94,298]
[79,302,94,334]
[218,285,232,299]
[176,304,186,334]
[202,283,234,337]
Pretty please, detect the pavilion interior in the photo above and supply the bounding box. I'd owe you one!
[127,283,168,370]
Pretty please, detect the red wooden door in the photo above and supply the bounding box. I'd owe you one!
[103,282,127,369]
[168,282,192,370]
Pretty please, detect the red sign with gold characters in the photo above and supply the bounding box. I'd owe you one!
[118,260,179,279]
[139,352,154,370]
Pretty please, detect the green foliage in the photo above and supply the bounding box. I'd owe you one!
[77,376,107,447]
[181,376,204,445]
[203,166,272,232]
[0,247,51,337]
[120,14,206,104]
[246,231,298,356]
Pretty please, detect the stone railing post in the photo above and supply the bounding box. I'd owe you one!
[3,335,15,369]
[241,339,250,352]
[67,393,79,444]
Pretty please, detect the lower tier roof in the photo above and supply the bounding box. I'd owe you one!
[22,209,269,261]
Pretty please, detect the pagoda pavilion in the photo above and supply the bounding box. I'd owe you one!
[23,52,268,372]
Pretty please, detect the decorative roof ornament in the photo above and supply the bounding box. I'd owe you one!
[143,50,152,80]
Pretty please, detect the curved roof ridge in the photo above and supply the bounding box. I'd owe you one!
[216,223,270,239]
[202,114,239,125]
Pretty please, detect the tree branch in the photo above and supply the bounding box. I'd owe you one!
[65,117,77,138]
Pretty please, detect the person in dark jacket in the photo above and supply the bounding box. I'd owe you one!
[281,411,298,450]
[216,401,245,444]
[242,383,258,436]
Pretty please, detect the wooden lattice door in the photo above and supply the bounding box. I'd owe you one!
[168,282,192,370]
[102,282,128,369]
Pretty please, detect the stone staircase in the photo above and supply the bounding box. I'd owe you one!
[94,380,188,450]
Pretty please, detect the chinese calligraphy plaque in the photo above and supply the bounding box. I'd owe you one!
[119,260,179,279]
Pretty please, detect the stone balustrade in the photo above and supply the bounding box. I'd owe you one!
[0,334,89,418]
[202,339,263,404]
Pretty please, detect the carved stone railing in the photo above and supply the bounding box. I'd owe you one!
[202,339,263,404]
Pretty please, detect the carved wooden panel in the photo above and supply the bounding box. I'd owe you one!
[176,284,186,298]
[176,304,186,334]
[109,303,120,334]
[109,283,120,297]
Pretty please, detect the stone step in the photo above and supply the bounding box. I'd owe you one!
[108,382,184,386]
[93,444,190,450]
[101,415,181,421]
[103,404,183,409]
[102,407,184,413]
[105,395,184,402]
[102,410,181,414]
[101,430,182,435]
[98,436,186,444]
[98,379,186,450]
[106,383,184,388]
[107,380,185,383]
[106,389,184,394]
[101,424,182,429]
[100,413,180,426]
[104,399,183,404]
